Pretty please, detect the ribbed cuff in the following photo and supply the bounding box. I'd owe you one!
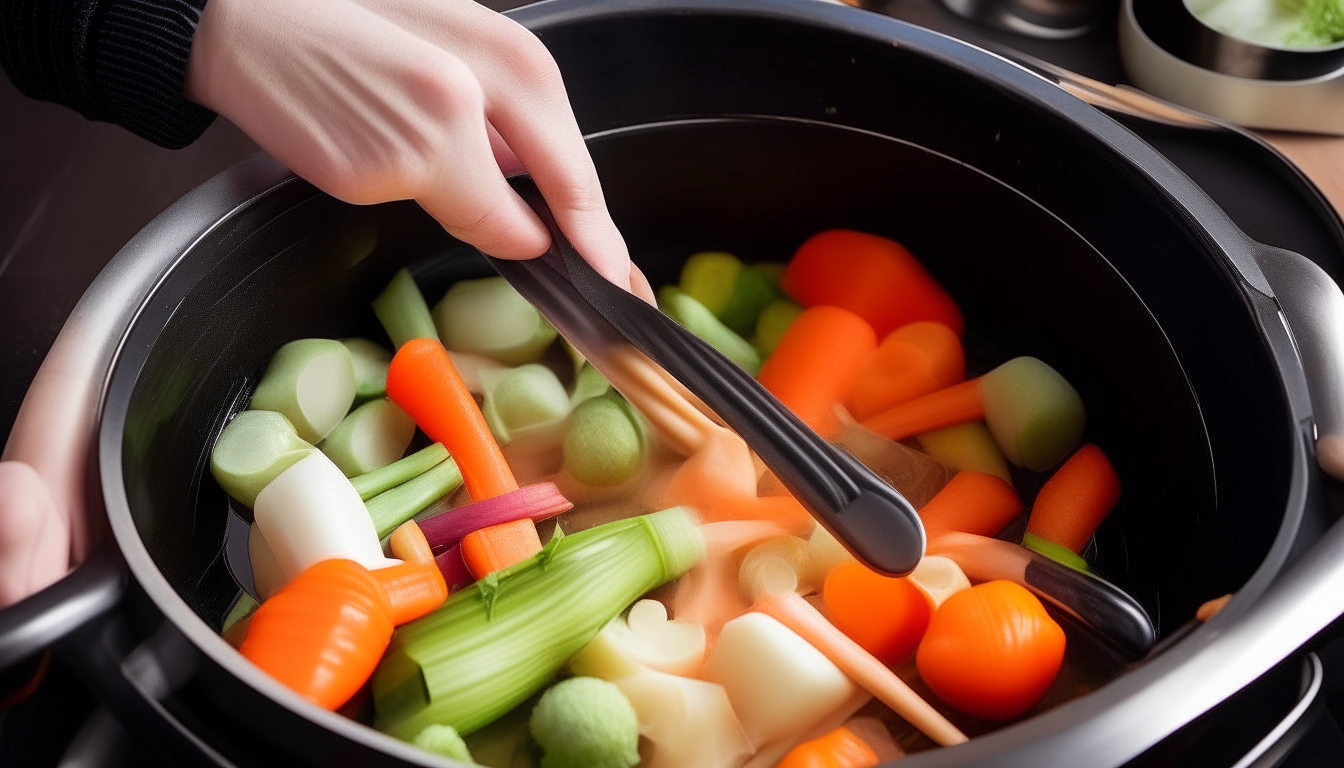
[92,0,216,149]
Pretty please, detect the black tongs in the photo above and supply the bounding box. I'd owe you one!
[490,177,926,576]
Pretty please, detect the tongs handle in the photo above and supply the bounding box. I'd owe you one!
[490,177,925,575]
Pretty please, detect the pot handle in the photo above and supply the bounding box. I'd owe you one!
[0,546,126,671]
[1252,244,1344,482]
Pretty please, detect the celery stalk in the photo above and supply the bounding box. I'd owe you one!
[351,443,450,501]
[374,268,440,349]
[373,507,705,739]
[366,458,464,539]
[342,337,392,404]
[657,287,761,375]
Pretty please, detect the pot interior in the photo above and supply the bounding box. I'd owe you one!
[109,116,1293,747]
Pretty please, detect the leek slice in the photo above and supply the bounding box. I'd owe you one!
[210,410,314,508]
[320,398,416,477]
[342,337,392,404]
[248,338,356,444]
[434,277,558,365]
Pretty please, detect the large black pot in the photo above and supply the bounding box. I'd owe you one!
[4,0,1344,765]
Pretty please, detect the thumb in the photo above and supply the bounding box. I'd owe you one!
[0,462,70,608]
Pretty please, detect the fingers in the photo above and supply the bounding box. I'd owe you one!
[630,263,657,306]
[0,462,69,608]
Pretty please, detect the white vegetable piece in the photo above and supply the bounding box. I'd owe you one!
[248,523,285,600]
[908,555,971,610]
[739,536,809,602]
[570,599,706,679]
[802,526,856,590]
[614,669,752,768]
[248,338,357,444]
[252,451,398,586]
[434,277,558,365]
[703,612,860,748]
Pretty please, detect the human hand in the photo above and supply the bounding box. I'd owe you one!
[185,0,653,301]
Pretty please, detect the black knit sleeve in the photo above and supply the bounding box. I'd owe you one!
[0,0,216,149]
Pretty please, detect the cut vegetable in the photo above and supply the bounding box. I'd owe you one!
[570,599,707,678]
[670,519,794,644]
[822,562,931,665]
[756,306,877,437]
[776,726,879,768]
[389,520,434,566]
[529,676,641,768]
[739,536,810,602]
[365,458,464,539]
[753,299,803,358]
[612,668,752,768]
[980,357,1086,472]
[679,251,743,317]
[413,724,474,763]
[373,507,706,739]
[658,286,762,375]
[482,364,572,445]
[720,264,784,337]
[386,338,519,501]
[435,542,474,592]
[372,561,450,626]
[248,338,356,444]
[919,470,1024,539]
[915,580,1065,720]
[1026,443,1121,553]
[801,526,855,590]
[782,229,963,337]
[570,362,613,408]
[563,392,647,488]
[917,421,1012,482]
[435,277,558,365]
[350,443,451,501]
[342,337,392,403]
[419,482,573,554]
[847,321,965,422]
[210,410,314,508]
[320,398,416,477]
[908,555,971,609]
[833,421,950,510]
[461,518,544,579]
[374,268,440,349]
[248,523,285,600]
[753,591,968,746]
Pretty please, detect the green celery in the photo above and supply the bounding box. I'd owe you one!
[366,458,464,538]
[657,287,761,375]
[351,443,451,501]
[342,337,392,404]
[374,268,440,349]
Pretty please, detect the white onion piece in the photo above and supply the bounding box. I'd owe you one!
[253,451,398,586]
[247,523,285,600]
[570,599,706,679]
[908,555,971,610]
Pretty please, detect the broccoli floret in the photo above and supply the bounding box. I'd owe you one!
[1300,0,1344,44]
[529,677,641,768]
[414,724,475,764]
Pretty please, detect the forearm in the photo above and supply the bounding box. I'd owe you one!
[0,0,216,148]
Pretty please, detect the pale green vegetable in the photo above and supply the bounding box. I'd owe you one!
[374,268,440,349]
[562,393,646,487]
[435,277,558,365]
[222,593,260,634]
[248,339,356,443]
[482,365,572,445]
[465,699,540,768]
[414,725,476,764]
[739,536,810,602]
[1299,0,1344,43]
[210,410,315,507]
[320,398,416,477]
[569,363,611,408]
[679,251,743,316]
[1022,532,1091,573]
[373,507,705,739]
[350,443,451,501]
[342,337,392,403]
[1187,0,1344,47]
[719,263,784,337]
[366,458,464,539]
[981,356,1086,472]
[657,287,761,375]
[752,299,804,358]
[530,677,640,768]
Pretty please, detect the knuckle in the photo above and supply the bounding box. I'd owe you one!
[406,52,485,123]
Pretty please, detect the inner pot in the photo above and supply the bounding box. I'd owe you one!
[94,1,1310,766]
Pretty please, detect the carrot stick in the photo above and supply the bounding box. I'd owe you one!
[605,347,721,457]
[858,377,984,442]
[703,495,816,538]
[782,229,964,338]
[1027,443,1121,553]
[460,517,542,579]
[756,306,877,436]
[370,562,449,626]
[389,520,434,566]
[752,591,968,746]
[919,471,1024,539]
[655,428,758,514]
[386,338,518,501]
[847,322,965,422]
[776,726,880,768]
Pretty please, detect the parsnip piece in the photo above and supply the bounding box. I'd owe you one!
[613,669,752,768]
[703,612,859,748]
[570,599,706,679]
[739,536,809,602]
[909,555,971,610]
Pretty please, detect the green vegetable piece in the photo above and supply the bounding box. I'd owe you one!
[981,356,1086,472]
[414,724,476,764]
[222,592,261,634]
[248,338,357,444]
[1298,0,1344,44]
[374,268,440,349]
[657,286,762,375]
[366,458,464,539]
[752,299,804,358]
[465,699,540,768]
[679,251,743,316]
[563,393,646,488]
[373,507,706,739]
[210,410,315,507]
[342,337,392,404]
[482,365,572,445]
[530,677,640,768]
[351,443,451,501]
[320,398,417,477]
[435,277,558,366]
[569,363,612,408]
[1022,532,1092,573]
[719,263,785,337]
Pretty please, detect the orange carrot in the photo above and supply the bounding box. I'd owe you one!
[859,377,984,442]
[782,230,963,338]
[847,322,965,421]
[756,306,877,436]
[240,559,393,711]
[370,562,448,626]
[919,471,1024,539]
[915,580,1065,720]
[703,494,816,538]
[777,726,880,768]
[389,520,434,566]
[822,562,931,665]
[460,517,542,579]
[753,591,968,746]
[386,338,518,501]
[655,428,757,513]
[1027,443,1121,553]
